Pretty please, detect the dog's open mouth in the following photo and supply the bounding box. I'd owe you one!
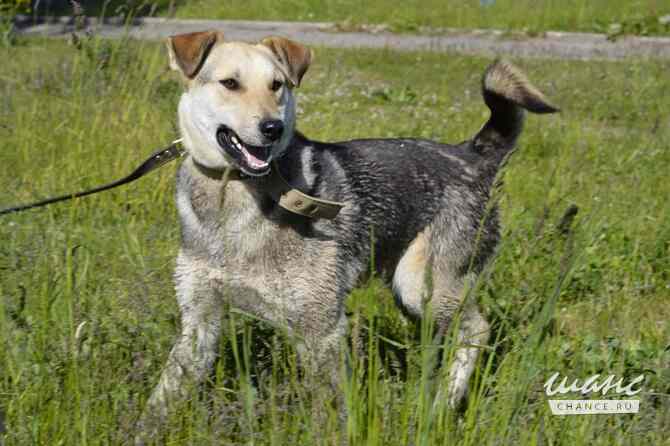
[216,125,272,176]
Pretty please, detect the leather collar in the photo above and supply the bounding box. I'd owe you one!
[192,158,344,220]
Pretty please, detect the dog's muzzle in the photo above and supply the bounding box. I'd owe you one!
[216,125,273,177]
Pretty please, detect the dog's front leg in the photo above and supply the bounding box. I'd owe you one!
[146,254,222,418]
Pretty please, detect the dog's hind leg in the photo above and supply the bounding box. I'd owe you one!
[392,231,490,408]
[445,304,489,408]
[146,253,222,418]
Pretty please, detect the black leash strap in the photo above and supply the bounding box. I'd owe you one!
[0,139,184,216]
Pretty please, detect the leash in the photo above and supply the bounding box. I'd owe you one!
[0,139,344,219]
[0,139,185,216]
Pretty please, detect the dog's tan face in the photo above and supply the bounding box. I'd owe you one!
[167,31,312,176]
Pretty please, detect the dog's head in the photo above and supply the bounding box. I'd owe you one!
[167,31,312,176]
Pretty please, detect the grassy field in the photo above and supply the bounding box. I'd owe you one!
[27,0,670,36]
[0,34,669,445]
[173,0,670,36]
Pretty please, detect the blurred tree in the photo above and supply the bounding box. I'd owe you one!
[0,0,31,14]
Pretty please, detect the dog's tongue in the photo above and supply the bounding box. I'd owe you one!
[241,146,269,169]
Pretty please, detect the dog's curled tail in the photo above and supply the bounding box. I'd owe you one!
[474,59,558,160]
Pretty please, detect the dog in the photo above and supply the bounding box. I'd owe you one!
[146,30,557,417]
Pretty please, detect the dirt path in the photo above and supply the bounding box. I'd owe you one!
[14,15,670,61]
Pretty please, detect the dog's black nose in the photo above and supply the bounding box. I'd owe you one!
[259,119,284,142]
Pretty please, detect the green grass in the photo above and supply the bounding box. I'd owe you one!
[0,35,669,445]
[171,0,670,36]
[30,0,670,37]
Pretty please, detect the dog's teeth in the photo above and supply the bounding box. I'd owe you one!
[230,134,243,150]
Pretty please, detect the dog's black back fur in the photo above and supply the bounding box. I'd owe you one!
[269,134,499,278]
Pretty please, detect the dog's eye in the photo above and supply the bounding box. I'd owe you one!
[271,80,283,92]
[220,78,240,91]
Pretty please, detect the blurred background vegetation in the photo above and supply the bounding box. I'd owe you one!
[5,0,670,36]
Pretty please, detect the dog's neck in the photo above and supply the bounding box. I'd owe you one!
[189,134,343,220]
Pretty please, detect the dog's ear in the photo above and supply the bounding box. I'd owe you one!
[167,30,223,79]
[260,36,313,87]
